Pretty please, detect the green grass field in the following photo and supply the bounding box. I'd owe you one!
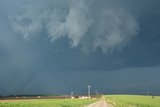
[105,95,160,107]
[0,99,96,107]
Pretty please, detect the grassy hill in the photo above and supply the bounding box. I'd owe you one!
[0,99,95,107]
[105,95,160,107]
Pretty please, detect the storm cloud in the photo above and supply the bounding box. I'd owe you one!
[7,0,139,54]
[0,0,160,95]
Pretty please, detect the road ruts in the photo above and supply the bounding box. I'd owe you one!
[86,99,109,107]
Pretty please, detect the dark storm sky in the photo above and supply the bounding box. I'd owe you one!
[0,0,160,95]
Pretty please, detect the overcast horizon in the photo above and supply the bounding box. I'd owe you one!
[0,0,160,96]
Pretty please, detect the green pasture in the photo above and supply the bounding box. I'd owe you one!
[105,95,160,107]
[0,99,96,107]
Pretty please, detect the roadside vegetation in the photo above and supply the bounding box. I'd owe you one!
[105,95,160,107]
[0,99,96,107]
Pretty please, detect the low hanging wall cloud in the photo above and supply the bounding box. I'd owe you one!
[3,0,139,54]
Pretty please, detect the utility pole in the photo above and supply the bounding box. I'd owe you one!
[95,90,98,95]
[87,85,91,98]
[147,91,149,96]
[71,91,74,99]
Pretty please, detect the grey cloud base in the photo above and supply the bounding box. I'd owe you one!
[8,0,139,54]
[0,0,160,95]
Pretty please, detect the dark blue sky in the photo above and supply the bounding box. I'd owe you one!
[0,0,160,95]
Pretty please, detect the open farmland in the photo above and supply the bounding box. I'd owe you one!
[106,95,160,107]
[0,99,96,107]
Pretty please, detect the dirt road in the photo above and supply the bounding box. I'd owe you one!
[86,99,110,107]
